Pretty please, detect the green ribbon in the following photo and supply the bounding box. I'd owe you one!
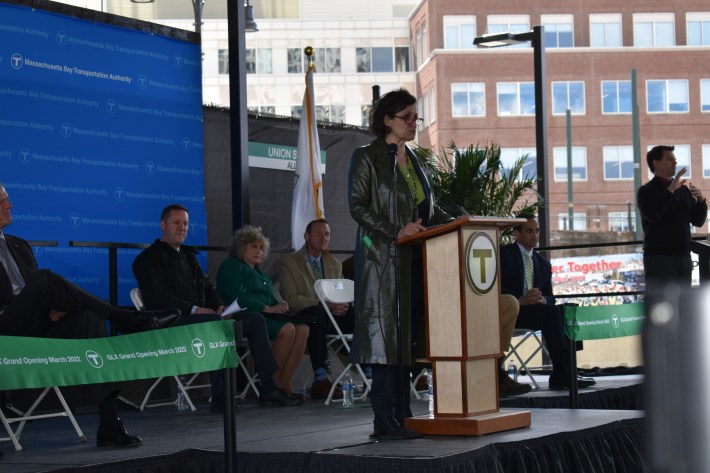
[563,302,644,341]
[0,320,237,391]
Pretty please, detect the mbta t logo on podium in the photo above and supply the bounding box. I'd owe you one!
[465,232,498,295]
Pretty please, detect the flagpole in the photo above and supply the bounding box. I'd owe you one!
[291,46,324,249]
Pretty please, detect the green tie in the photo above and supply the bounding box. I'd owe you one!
[524,251,534,291]
[312,259,323,280]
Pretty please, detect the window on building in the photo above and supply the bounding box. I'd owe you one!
[701,79,710,112]
[394,47,410,72]
[315,105,345,123]
[552,81,585,115]
[487,15,530,48]
[287,48,303,74]
[361,105,372,127]
[541,14,574,48]
[444,15,476,49]
[247,105,276,114]
[601,80,632,114]
[590,14,622,47]
[702,144,710,178]
[557,213,587,231]
[603,146,634,180]
[357,47,399,72]
[314,48,342,73]
[608,212,636,232]
[500,147,537,181]
[291,106,302,119]
[701,144,710,178]
[497,82,535,116]
[646,79,688,113]
[417,88,436,127]
[687,13,710,45]
[553,147,587,181]
[414,21,429,67]
[218,49,229,74]
[246,48,273,74]
[633,13,675,47]
[452,83,485,117]
[647,144,691,178]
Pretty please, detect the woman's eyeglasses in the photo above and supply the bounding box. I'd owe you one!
[393,114,424,126]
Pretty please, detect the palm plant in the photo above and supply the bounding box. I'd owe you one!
[421,141,541,229]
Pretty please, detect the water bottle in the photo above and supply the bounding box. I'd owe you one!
[507,360,518,382]
[176,377,190,411]
[341,370,354,407]
[426,368,434,417]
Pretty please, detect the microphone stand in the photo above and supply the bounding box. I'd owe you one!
[388,143,406,428]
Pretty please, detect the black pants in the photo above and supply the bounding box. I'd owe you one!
[0,305,122,422]
[643,253,693,292]
[515,303,568,374]
[177,310,279,399]
[0,269,116,336]
[370,364,412,431]
[296,303,354,373]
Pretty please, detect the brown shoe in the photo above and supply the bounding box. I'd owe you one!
[310,378,342,400]
[499,374,532,397]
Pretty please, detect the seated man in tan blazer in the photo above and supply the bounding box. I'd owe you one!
[280,218,354,399]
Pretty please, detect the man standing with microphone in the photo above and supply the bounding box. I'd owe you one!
[637,145,707,289]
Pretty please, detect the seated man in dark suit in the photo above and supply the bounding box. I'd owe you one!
[132,204,301,409]
[279,218,354,399]
[499,213,595,390]
[0,183,180,448]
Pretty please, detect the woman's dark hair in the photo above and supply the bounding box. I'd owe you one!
[370,88,417,139]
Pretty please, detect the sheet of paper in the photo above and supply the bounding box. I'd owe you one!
[222,298,245,317]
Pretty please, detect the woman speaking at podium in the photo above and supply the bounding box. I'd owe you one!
[349,88,452,440]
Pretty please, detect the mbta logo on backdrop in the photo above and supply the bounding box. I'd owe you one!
[465,232,498,295]
[11,53,23,69]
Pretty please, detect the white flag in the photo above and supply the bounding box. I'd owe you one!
[291,63,324,249]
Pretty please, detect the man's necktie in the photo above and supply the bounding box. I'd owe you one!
[524,251,534,291]
[0,238,25,292]
[312,259,323,280]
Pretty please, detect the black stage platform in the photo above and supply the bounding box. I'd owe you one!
[1,375,646,473]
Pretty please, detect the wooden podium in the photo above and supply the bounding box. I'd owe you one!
[400,217,531,436]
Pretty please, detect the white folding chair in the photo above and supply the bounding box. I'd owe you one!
[504,328,551,390]
[1,387,86,451]
[314,279,371,405]
[130,288,259,408]
[130,288,206,410]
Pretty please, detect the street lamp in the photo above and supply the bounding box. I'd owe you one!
[474,26,550,248]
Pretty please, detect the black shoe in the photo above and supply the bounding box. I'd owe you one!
[126,309,182,333]
[259,387,303,407]
[369,417,422,441]
[499,374,533,397]
[548,373,597,390]
[96,418,142,448]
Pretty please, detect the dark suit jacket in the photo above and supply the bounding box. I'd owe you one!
[499,242,555,305]
[0,234,37,308]
[132,239,222,315]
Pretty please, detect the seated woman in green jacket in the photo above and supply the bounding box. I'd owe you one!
[216,225,309,397]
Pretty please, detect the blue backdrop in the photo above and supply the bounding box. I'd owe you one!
[0,2,207,305]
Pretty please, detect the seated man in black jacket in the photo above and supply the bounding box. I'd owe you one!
[0,184,180,448]
[132,204,301,409]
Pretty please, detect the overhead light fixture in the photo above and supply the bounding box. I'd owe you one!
[129,0,155,3]
[473,31,533,48]
[245,0,258,32]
